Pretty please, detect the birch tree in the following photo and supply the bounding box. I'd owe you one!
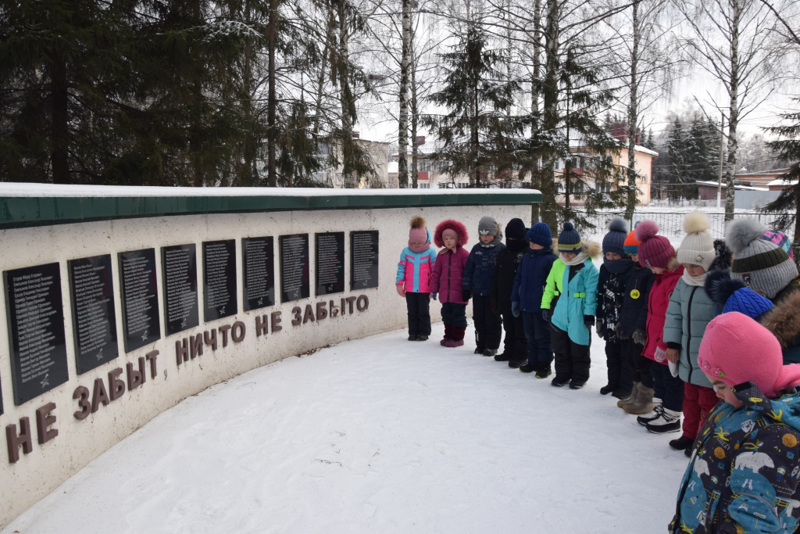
[678,0,784,221]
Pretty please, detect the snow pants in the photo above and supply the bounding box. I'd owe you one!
[652,362,684,412]
[405,292,431,337]
[682,382,718,440]
[473,295,501,352]
[500,301,527,363]
[522,310,553,370]
[623,339,653,388]
[605,339,632,392]
[551,325,590,383]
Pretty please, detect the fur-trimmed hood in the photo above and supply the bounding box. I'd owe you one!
[433,219,469,248]
[583,240,602,260]
[761,289,800,349]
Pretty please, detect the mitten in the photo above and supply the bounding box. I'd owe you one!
[654,346,667,363]
[431,292,438,301]
[615,322,630,340]
[462,289,472,301]
[511,301,520,318]
[584,315,595,328]
[542,308,551,322]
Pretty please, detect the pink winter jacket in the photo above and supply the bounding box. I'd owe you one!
[430,247,469,304]
[644,265,684,363]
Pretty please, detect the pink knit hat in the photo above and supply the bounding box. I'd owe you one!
[635,220,675,269]
[698,312,800,397]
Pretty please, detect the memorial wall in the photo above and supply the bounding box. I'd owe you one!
[0,186,539,528]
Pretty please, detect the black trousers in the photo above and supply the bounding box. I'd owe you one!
[473,295,502,351]
[551,325,591,383]
[500,302,527,362]
[405,292,431,336]
[623,338,653,388]
[605,339,632,391]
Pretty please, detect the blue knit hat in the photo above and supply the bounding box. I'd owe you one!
[602,217,628,256]
[558,222,582,253]
[722,287,774,320]
[527,222,552,248]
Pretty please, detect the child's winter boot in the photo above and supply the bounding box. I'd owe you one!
[616,382,640,409]
[645,408,681,434]
[622,385,655,414]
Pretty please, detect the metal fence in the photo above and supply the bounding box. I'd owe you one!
[573,209,794,241]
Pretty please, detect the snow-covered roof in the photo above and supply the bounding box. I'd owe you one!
[696,180,768,191]
[767,178,798,187]
[0,182,538,198]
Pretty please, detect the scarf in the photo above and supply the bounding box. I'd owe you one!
[603,257,633,274]
[561,252,588,266]
[682,270,707,287]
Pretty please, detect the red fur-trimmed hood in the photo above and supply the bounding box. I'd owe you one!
[434,219,469,248]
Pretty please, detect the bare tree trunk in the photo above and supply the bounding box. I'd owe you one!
[724,0,742,222]
[398,0,412,188]
[337,0,356,188]
[49,52,69,184]
[625,0,640,223]
[540,0,559,230]
[411,38,420,189]
[267,0,279,187]
[530,0,542,222]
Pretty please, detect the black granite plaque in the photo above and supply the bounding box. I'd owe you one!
[163,244,199,335]
[68,255,119,374]
[351,230,379,290]
[316,232,345,296]
[279,234,310,302]
[203,240,237,321]
[4,263,69,405]
[243,237,275,311]
[119,249,161,352]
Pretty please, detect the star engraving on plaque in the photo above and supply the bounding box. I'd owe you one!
[40,373,50,388]
[141,329,149,341]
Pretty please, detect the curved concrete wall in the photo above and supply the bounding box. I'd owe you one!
[0,186,539,527]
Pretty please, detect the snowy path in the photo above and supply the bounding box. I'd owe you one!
[3,323,687,534]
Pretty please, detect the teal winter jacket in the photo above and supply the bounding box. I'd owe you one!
[663,278,717,387]
[549,258,599,346]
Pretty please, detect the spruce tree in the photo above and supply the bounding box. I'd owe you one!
[422,21,520,188]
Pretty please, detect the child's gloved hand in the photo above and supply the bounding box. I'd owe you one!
[654,346,667,362]
[542,309,551,322]
[584,315,595,329]
[462,289,472,301]
[431,292,438,301]
[396,283,406,297]
[632,329,646,345]
[511,301,520,318]
[595,322,603,337]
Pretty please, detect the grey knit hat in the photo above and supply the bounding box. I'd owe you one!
[478,216,500,237]
[726,218,798,299]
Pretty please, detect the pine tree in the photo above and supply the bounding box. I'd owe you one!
[422,21,520,188]
[763,98,800,260]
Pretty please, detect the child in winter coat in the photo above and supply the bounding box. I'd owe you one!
[596,217,636,399]
[616,228,656,409]
[663,212,719,456]
[463,216,505,356]
[670,312,800,534]
[430,219,470,348]
[492,218,529,368]
[727,218,800,305]
[629,221,685,434]
[541,222,599,389]
[396,216,438,341]
[511,222,558,377]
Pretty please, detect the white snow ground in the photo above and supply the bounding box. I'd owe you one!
[2,322,689,534]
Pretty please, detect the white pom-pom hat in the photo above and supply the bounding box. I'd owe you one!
[676,211,716,271]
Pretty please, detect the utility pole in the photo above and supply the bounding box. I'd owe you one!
[716,113,726,209]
